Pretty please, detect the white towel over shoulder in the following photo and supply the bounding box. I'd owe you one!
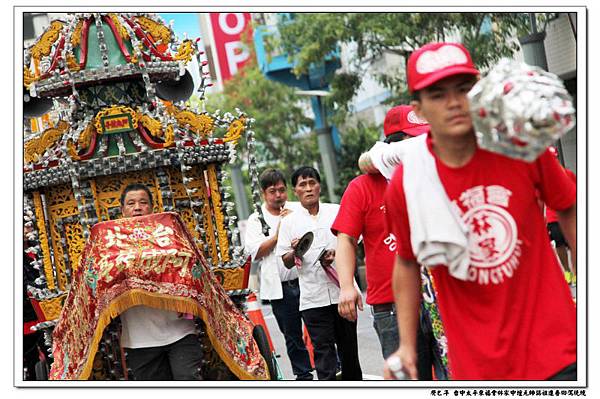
[369,135,471,280]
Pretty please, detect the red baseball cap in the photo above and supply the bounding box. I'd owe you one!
[407,42,480,93]
[383,105,429,137]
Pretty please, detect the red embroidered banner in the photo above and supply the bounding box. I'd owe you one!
[49,212,268,380]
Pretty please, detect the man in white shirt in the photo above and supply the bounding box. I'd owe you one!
[276,166,362,380]
[244,169,313,381]
[119,183,203,380]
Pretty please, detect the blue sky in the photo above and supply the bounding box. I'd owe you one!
[158,13,208,95]
[158,13,203,42]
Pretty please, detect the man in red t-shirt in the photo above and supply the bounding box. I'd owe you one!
[332,105,429,362]
[382,42,577,380]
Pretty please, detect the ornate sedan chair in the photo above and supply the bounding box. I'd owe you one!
[22,12,274,380]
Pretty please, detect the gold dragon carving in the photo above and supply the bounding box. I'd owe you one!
[178,207,200,242]
[195,168,219,263]
[29,20,63,63]
[46,183,77,215]
[207,164,230,263]
[134,16,171,45]
[46,184,80,288]
[184,165,219,262]
[24,139,40,165]
[70,19,83,48]
[166,166,188,199]
[223,117,246,146]
[66,53,80,72]
[88,180,104,223]
[151,174,165,212]
[38,294,67,320]
[49,215,68,291]
[212,267,244,290]
[65,222,85,273]
[33,192,56,290]
[108,13,130,41]
[67,123,96,161]
[138,113,175,147]
[25,121,70,165]
[173,39,195,62]
[24,67,36,88]
[163,124,175,147]
[166,105,215,138]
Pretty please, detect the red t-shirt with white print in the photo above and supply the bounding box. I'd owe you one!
[384,136,576,380]
[332,173,396,305]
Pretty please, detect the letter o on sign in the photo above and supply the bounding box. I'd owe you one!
[218,13,245,35]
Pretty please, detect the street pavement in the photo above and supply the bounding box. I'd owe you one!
[259,293,386,381]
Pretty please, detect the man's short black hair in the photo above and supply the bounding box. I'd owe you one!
[291,166,321,187]
[384,132,409,143]
[259,169,286,191]
[120,183,154,207]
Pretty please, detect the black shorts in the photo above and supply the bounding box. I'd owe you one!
[547,221,568,247]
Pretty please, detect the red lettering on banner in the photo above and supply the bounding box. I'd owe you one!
[104,116,130,131]
[209,13,252,83]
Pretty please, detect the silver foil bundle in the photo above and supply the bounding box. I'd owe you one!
[468,58,575,162]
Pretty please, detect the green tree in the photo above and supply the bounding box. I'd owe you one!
[203,55,322,208]
[276,12,534,118]
[335,121,381,198]
[207,62,318,178]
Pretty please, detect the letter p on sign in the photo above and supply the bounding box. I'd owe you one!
[225,41,250,76]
